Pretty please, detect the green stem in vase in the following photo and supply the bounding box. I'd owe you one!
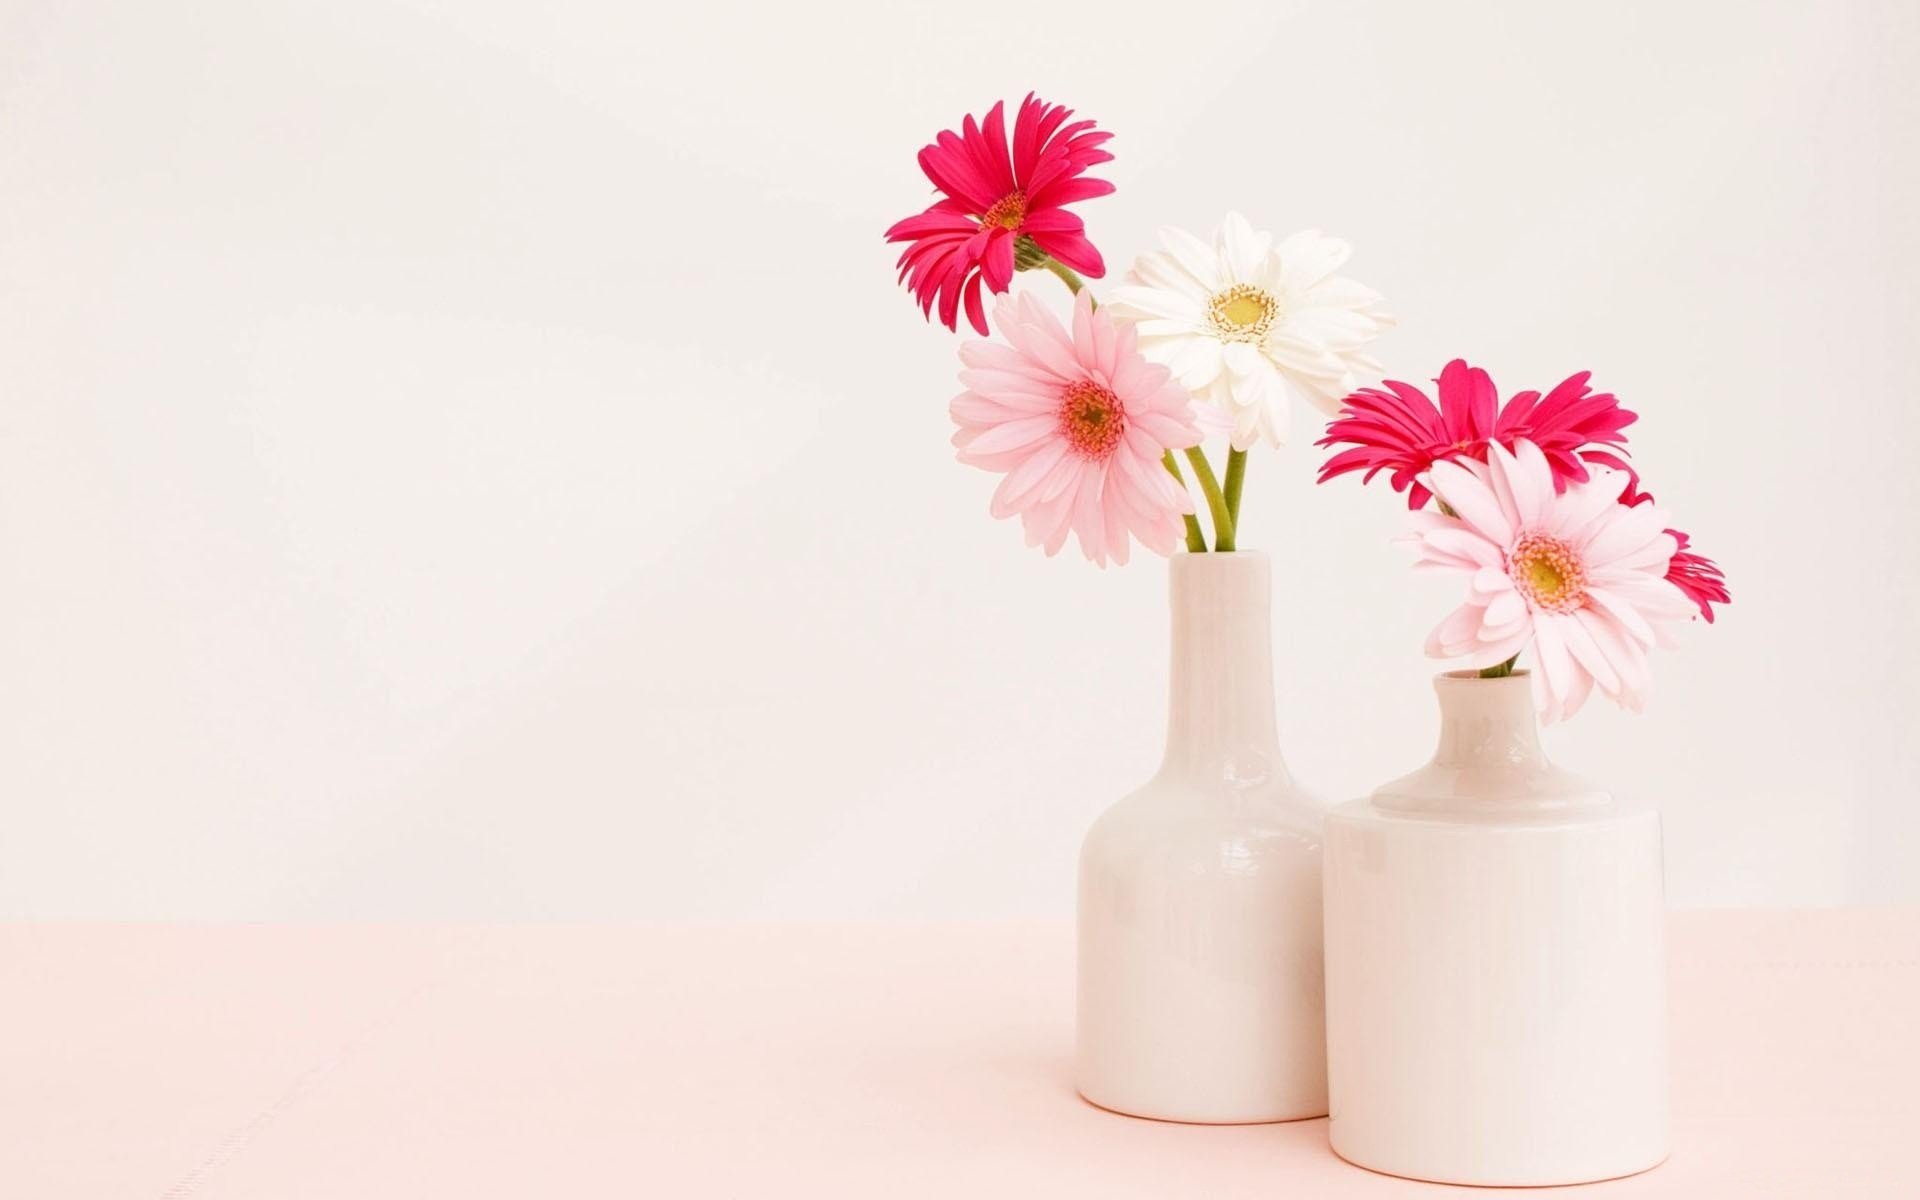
[1479,655,1520,679]
[1222,448,1247,546]
[1182,447,1235,551]
[1161,452,1209,553]
[1040,257,1088,299]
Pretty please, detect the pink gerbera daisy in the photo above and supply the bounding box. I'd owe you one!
[1663,529,1730,622]
[1317,359,1638,509]
[1411,439,1698,721]
[887,94,1114,336]
[951,289,1202,566]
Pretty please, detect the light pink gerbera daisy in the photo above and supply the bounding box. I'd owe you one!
[1411,439,1698,721]
[887,94,1114,335]
[952,289,1202,566]
[1317,359,1639,509]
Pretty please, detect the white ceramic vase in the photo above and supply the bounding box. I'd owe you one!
[1076,551,1327,1124]
[1323,670,1669,1186]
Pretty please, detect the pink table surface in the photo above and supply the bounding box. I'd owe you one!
[2,910,1916,1198]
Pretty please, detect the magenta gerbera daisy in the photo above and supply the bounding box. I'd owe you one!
[1316,359,1639,509]
[951,289,1202,566]
[886,94,1114,336]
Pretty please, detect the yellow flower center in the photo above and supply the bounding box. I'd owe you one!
[1058,380,1126,460]
[1509,533,1589,614]
[980,192,1027,231]
[1525,557,1566,597]
[1207,284,1280,343]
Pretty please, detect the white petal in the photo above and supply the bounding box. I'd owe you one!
[1129,250,1214,304]
[1221,341,1264,378]
[1156,225,1226,293]
[1263,332,1347,380]
[1262,370,1303,436]
[1300,275,1384,310]
[1152,334,1225,389]
[1215,211,1273,283]
[1108,284,1206,325]
[1276,229,1353,293]
[1280,305,1387,350]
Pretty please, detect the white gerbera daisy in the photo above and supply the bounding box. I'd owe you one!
[1107,213,1394,450]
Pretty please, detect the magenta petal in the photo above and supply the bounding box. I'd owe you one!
[890,94,1114,335]
[1030,230,1105,278]
[963,274,988,336]
[981,231,1016,292]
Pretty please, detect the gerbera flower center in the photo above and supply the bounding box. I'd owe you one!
[979,192,1028,231]
[1057,380,1126,460]
[1508,532,1589,613]
[1207,284,1280,343]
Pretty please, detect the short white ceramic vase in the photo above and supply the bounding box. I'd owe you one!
[1323,670,1669,1185]
[1076,551,1327,1124]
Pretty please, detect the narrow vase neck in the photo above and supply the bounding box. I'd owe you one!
[1162,552,1284,783]
[1371,671,1609,814]
[1431,671,1549,770]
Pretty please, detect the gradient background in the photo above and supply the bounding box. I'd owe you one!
[2,0,1914,918]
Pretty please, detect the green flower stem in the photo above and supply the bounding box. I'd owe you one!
[1161,452,1209,553]
[1040,256,1088,299]
[1182,447,1234,551]
[1222,448,1247,547]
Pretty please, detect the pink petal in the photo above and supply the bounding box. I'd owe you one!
[1428,458,1514,546]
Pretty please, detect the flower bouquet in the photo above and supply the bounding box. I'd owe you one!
[886,93,1392,564]
[884,92,1730,1166]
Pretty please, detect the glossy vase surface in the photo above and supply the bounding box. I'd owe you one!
[1076,551,1327,1124]
[1323,671,1668,1185]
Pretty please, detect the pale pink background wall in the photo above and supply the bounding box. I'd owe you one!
[1,0,1914,917]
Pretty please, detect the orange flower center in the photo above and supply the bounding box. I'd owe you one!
[1509,532,1588,613]
[980,192,1028,231]
[1058,380,1126,460]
